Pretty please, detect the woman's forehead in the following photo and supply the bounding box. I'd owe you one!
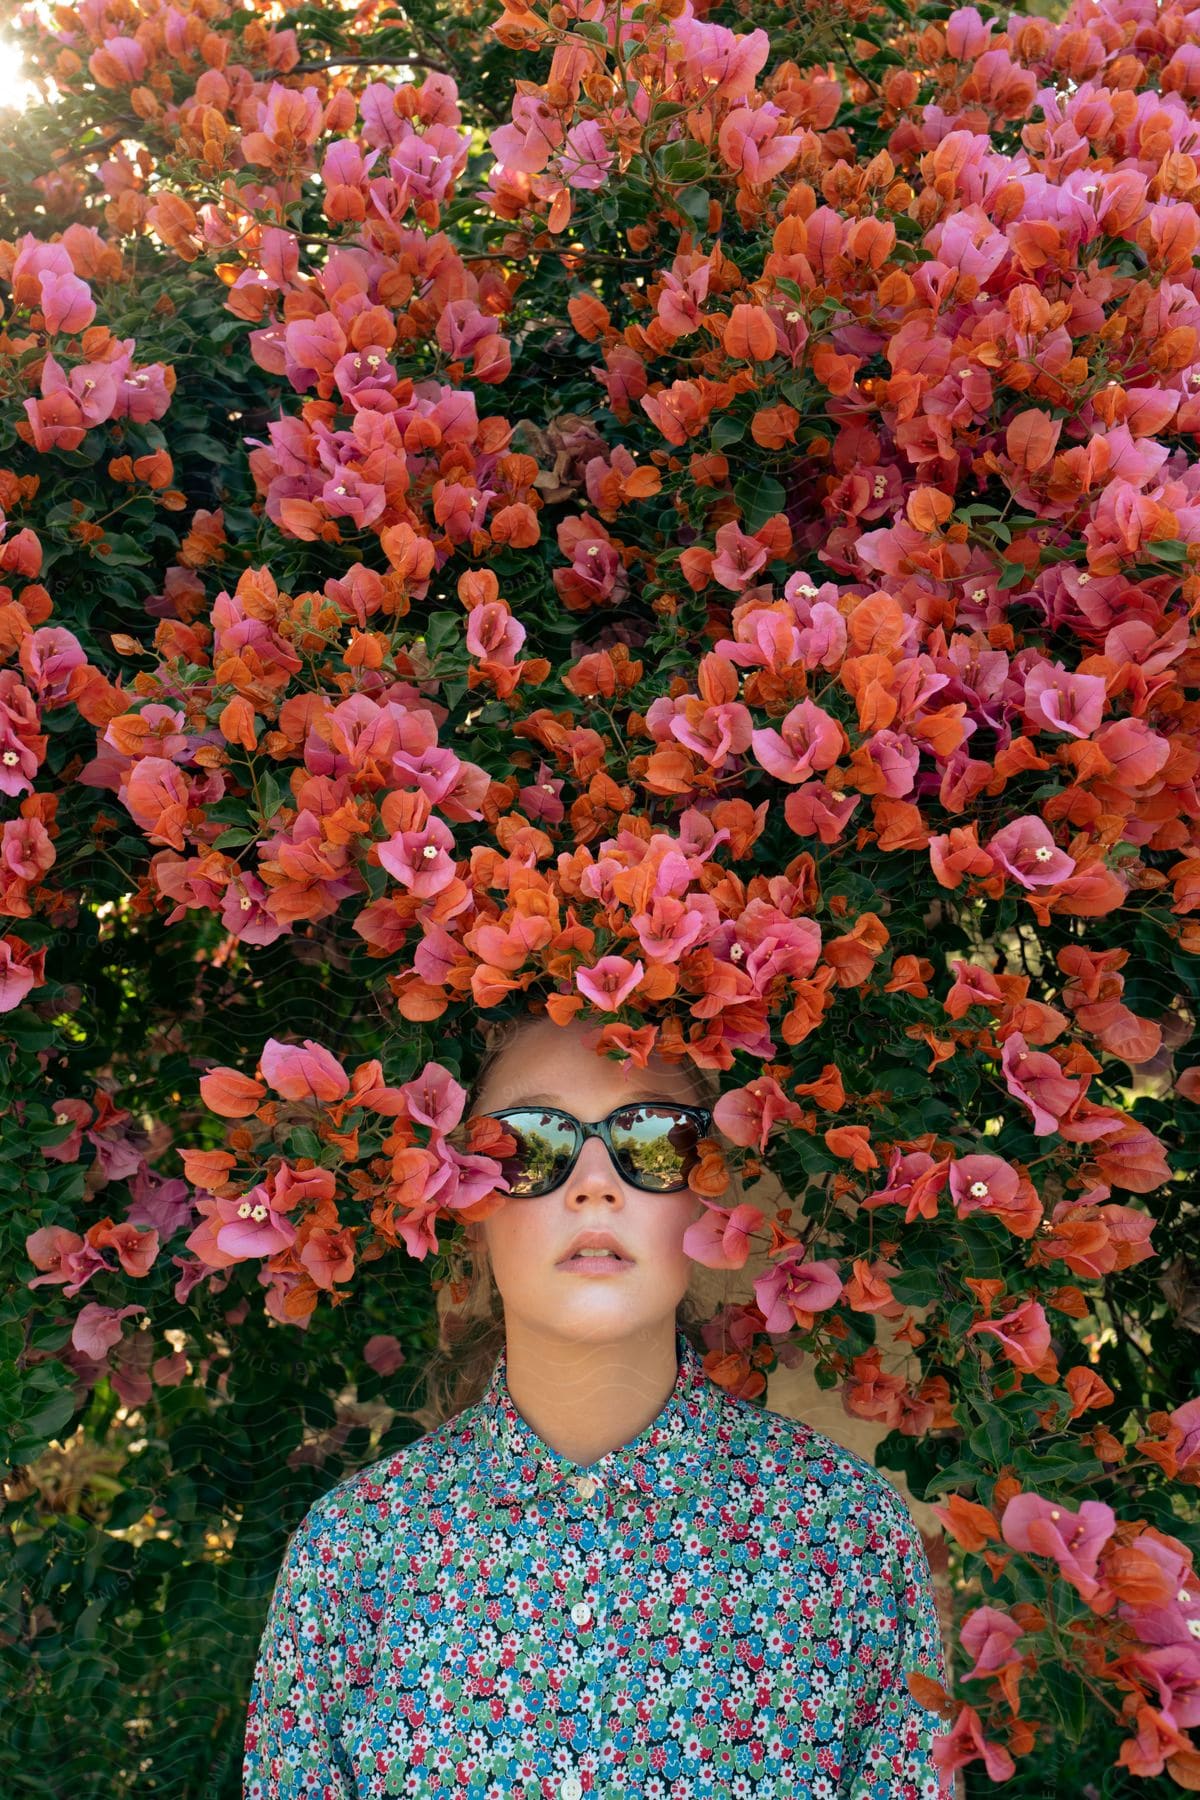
[477,1024,697,1102]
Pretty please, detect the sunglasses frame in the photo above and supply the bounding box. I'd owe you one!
[482,1101,714,1196]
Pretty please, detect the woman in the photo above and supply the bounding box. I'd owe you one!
[243,1013,952,1799]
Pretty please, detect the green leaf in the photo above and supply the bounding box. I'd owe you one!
[106,1487,155,1532]
[890,1265,942,1307]
[207,317,248,344]
[711,416,746,449]
[1011,1442,1099,1482]
[256,770,284,822]
[12,1386,79,1453]
[656,142,709,184]
[677,186,710,229]
[733,473,787,534]
[998,561,1028,590]
[286,1127,324,1161]
[967,1408,1011,1469]
[1041,1660,1089,1744]
[924,1457,979,1498]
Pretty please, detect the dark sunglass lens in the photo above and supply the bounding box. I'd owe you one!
[610,1106,702,1189]
[494,1110,576,1195]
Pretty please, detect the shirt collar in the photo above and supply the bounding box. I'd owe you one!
[460,1328,721,1502]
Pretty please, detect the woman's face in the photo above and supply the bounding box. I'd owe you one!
[467,1017,707,1346]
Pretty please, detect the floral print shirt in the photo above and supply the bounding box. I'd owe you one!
[244,1328,951,1799]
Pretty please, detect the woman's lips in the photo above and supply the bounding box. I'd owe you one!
[556,1253,634,1274]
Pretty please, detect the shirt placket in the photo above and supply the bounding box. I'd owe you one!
[548,1468,618,1800]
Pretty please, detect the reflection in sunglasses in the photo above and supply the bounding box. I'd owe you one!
[492,1105,703,1196]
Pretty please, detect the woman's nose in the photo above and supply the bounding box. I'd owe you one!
[565,1133,624,1201]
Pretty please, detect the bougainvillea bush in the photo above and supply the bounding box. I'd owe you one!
[4,0,1200,1790]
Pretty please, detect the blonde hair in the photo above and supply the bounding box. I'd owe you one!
[402,1012,733,1432]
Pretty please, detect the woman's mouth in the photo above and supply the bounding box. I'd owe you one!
[557,1250,634,1274]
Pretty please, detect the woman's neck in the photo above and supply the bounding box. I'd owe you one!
[500,1316,680,1469]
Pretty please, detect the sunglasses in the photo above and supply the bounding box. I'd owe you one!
[481,1102,713,1197]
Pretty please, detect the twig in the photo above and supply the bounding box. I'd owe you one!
[291,54,454,77]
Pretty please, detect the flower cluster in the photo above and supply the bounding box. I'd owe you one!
[6,0,1200,1783]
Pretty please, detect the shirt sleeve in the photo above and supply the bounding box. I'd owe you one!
[243,1505,353,1800]
[839,1477,954,1800]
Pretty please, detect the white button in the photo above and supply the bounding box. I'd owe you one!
[560,1778,583,1800]
[570,1600,592,1626]
[574,1475,598,1499]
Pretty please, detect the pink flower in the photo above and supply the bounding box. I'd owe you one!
[672,17,770,102]
[120,756,191,850]
[364,1335,406,1376]
[1092,717,1172,789]
[710,521,769,592]
[751,699,843,783]
[713,1077,801,1151]
[1022,660,1107,738]
[1000,1492,1116,1605]
[783,781,859,843]
[26,1225,84,1285]
[668,698,753,768]
[986,815,1076,888]
[681,1201,766,1269]
[1112,1530,1200,1666]
[490,93,565,175]
[657,260,711,339]
[19,625,86,703]
[112,361,172,424]
[716,103,802,183]
[1,815,55,882]
[861,1148,948,1223]
[466,601,526,666]
[436,1142,511,1210]
[377,816,458,897]
[949,1154,1021,1217]
[400,1062,467,1134]
[38,268,96,334]
[1170,1396,1200,1469]
[333,345,396,405]
[213,1181,299,1259]
[557,120,614,188]
[0,673,44,796]
[966,1297,1053,1374]
[71,1302,146,1361]
[861,727,921,797]
[300,1225,356,1291]
[88,34,146,84]
[957,1606,1025,1683]
[1001,1032,1084,1135]
[575,955,644,1011]
[23,390,87,452]
[388,122,470,204]
[321,468,387,528]
[434,478,496,542]
[40,351,121,427]
[754,1254,844,1334]
[260,1037,350,1103]
[26,1222,112,1296]
[0,934,44,1010]
[630,894,713,964]
[221,873,289,946]
[42,1097,91,1161]
[11,235,74,307]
